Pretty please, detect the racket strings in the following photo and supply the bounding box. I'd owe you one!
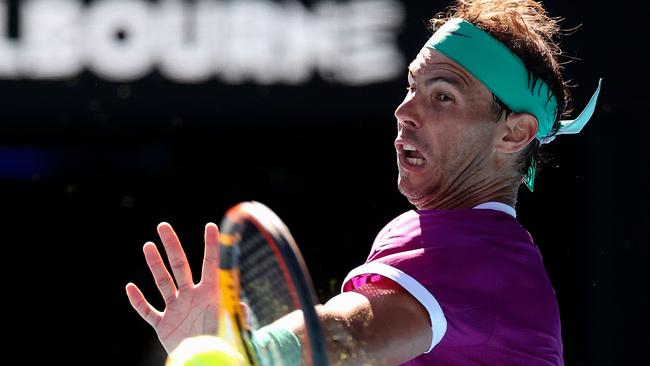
[238,225,297,330]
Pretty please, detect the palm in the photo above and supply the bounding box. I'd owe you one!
[126,222,222,353]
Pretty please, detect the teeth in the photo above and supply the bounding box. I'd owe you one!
[406,157,425,166]
[403,144,417,151]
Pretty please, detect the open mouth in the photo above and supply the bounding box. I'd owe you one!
[398,143,426,167]
[403,144,426,166]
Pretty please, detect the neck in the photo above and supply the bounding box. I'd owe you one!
[410,177,519,211]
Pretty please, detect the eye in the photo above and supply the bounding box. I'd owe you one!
[436,93,453,102]
[406,85,416,93]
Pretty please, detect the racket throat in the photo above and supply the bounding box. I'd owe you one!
[218,269,260,366]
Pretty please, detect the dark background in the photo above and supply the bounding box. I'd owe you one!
[2,0,647,365]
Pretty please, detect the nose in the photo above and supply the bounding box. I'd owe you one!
[394,93,422,129]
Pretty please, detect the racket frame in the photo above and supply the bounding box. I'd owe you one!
[218,201,328,366]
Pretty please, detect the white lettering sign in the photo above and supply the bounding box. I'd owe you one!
[0,0,405,85]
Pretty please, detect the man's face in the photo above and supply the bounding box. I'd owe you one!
[394,47,502,209]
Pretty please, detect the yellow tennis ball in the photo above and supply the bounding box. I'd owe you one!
[165,335,246,366]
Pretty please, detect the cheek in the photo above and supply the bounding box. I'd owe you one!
[432,124,468,155]
[419,104,495,160]
[438,124,493,166]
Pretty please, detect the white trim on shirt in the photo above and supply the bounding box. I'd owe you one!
[473,201,516,218]
[339,204,514,353]
[341,262,447,353]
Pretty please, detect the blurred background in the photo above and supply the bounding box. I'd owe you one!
[2,0,647,365]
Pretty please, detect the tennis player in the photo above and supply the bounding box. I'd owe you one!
[126,0,601,364]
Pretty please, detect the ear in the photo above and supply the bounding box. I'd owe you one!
[494,112,538,154]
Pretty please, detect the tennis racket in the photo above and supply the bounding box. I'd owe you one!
[216,201,328,366]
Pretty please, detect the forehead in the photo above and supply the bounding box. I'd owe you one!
[408,47,473,82]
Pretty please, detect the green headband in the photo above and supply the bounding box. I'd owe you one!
[424,18,602,190]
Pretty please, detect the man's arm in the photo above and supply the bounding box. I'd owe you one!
[272,277,433,366]
[127,223,433,364]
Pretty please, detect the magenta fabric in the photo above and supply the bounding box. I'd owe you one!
[342,208,563,366]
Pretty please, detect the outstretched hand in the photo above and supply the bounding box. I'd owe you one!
[126,222,221,353]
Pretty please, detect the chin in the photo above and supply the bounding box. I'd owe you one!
[398,177,439,208]
[397,180,421,203]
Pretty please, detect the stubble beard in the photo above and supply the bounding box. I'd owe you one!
[397,173,438,209]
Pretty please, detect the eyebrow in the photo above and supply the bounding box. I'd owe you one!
[409,70,467,92]
[430,76,467,92]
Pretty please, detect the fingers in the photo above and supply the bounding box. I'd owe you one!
[158,222,194,291]
[240,302,251,327]
[143,242,177,304]
[201,222,220,286]
[125,283,162,327]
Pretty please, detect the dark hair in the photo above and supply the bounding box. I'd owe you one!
[430,0,573,182]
